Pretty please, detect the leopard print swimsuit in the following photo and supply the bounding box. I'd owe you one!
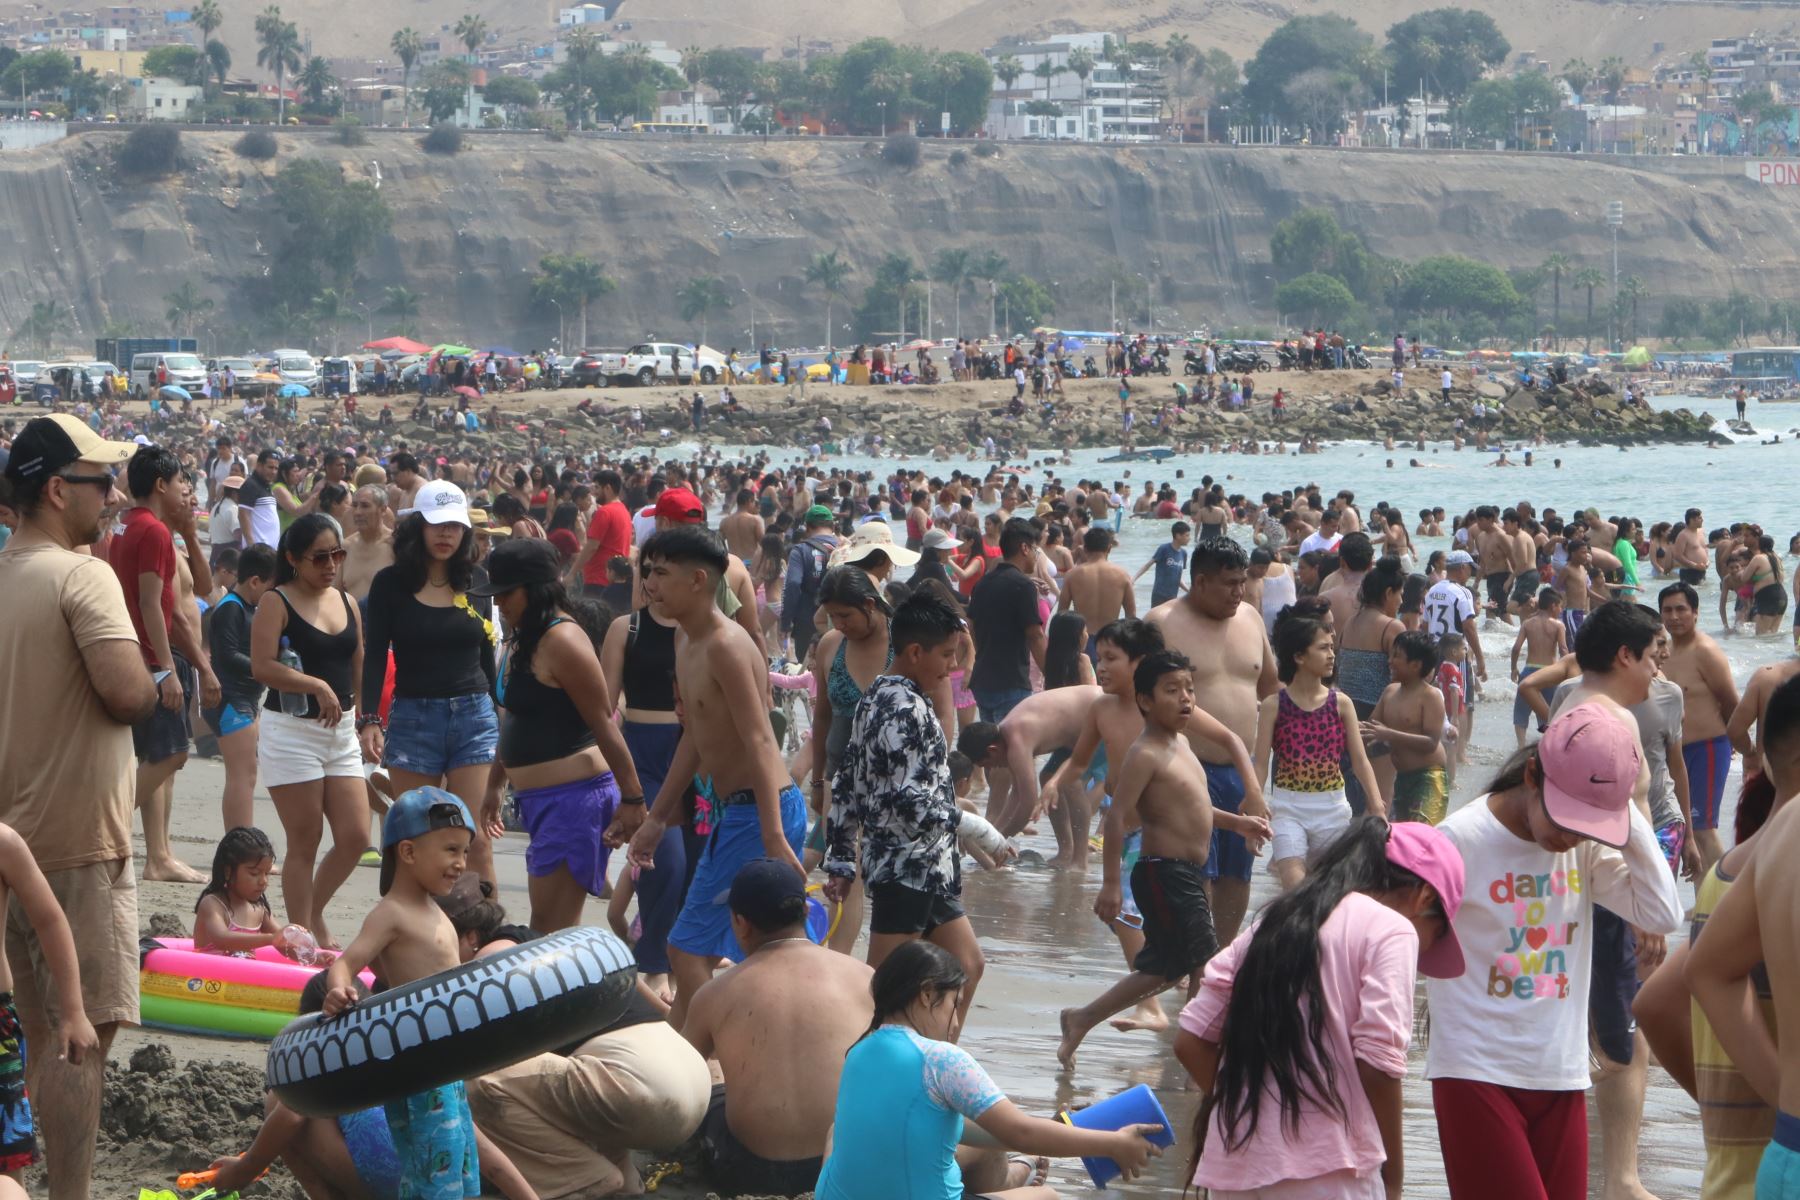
[1270,686,1347,792]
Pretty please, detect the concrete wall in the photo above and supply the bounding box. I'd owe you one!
[0,122,68,152]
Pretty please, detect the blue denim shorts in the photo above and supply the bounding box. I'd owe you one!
[383,694,498,776]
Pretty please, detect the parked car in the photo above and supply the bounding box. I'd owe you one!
[567,352,611,387]
[594,342,727,386]
[83,362,127,396]
[320,356,359,396]
[209,357,281,398]
[270,350,320,391]
[7,360,44,385]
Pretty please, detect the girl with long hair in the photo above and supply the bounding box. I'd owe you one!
[477,538,646,932]
[251,513,366,947]
[192,826,282,958]
[814,942,1163,1200]
[1336,557,1407,810]
[1042,611,1095,690]
[1253,614,1383,889]
[1174,817,1464,1199]
[359,482,500,881]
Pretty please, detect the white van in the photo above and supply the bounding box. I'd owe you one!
[130,351,208,397]
[271,350,320,390]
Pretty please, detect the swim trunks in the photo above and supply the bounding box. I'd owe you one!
[1656,819,1687,877]
[383,1081,479,1200]
[1113,828,1143,930]
[1202,763,1255,883]
[1131,857,1217,980]
[1512,665,1543,730]
[1509,569,1542,605]
[1485,572,1510,610]
[1682,735,1733,831]
[1588,908,1639,1067]
[701,1083,822,1197]
[0,994,35,1173]
[337,1107,402,1200]
[1679,567,1708,587]
[868,880,964,936]
[669,783,807,960]
[1392,766,1449,826]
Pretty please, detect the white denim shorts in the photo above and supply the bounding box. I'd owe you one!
[1268,785,1352,866]
[257,708,363,788]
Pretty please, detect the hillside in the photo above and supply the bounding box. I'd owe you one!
[0,130,1793,355]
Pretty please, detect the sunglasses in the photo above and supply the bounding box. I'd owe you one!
[56,471,116,491]
[301,548,348,566]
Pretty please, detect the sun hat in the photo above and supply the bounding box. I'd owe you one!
[1537,702,1641,848]
[920,528,958,552]
[830,520,920,568]
[221,475,245,490]
[402,479,471,527]
[1385,822,1467,979]
[3,414,135,482]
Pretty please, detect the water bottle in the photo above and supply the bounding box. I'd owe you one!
[277,637,311,717]
[280,924,319,966]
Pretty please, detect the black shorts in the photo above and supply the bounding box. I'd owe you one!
[1510,569,1542,605]
[1756,584,1789,618]
[868,880,965,936]
[1587,907,1638,1066]
[1039,746,1072,786]
[132,653,193,764]
[1484,572,1510,608]
[1678,567,1707,587]
[700,1084,821,1198]
[1131,857,1218,981]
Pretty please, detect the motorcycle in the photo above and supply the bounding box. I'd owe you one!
[1346,345,1372,370]
[1276,344,1299,370]
[1184,350,1204,376]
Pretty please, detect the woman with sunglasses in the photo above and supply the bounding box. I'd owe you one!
[251,512,366,949]
[1173,817,1464,1200]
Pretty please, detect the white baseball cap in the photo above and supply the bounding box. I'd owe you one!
[403,479,471,527]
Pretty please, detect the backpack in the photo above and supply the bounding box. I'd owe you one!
[788,535,832,625]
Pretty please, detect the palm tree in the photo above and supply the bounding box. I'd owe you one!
[18,300,65,354]
[1066,48,1095,141]
[453,15,487,122]
[379,285,421,335]
[254,6,302,125]
[1573,266,1607,351]
[992,55,1022,138]
[163,280,214,336]
[804,250,852,350]
[971,250,1007,338]
[191,0,223,92]
[681,44,704,125]
[1560,58,1593,102]
[532,252,614,346]
[1033,59,1061,104]
[391,28,422,125]
[1540,253,1571,348]
[932,248,973,339]
[1163,34,1195,132]
[296,55,335,108]
[1596,55,1627,150]
[205,40,231,91]
[1617,275,1647,345]
[675,276,734,346]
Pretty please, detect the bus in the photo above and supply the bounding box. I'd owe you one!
[1730,347,1800,382]
[630,121,709,134]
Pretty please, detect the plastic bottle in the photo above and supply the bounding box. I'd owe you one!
[280,924,319,966]
[277,637,310,717]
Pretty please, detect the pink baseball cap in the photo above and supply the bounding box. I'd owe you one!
[1385,821,1467,979]
[1538,702,1641,849]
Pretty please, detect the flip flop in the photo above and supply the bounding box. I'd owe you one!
[642,1162,683,1192]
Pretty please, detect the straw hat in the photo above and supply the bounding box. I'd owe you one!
[829,520,920,568]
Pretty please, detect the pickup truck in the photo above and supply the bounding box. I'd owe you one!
[594,342,726,387]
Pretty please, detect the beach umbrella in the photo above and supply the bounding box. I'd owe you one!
[482,346,521,358]
[432,344,475,358]
[363,336,430,355]
[903,338,936,351]
[158,385,191,402]
[453,385,482,399]
[278,383,310,398]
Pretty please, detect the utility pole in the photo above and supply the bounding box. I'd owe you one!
[1110,279,1117,332]
[1607,200,1623,350]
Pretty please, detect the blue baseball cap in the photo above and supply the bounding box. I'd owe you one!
[380,786,475,894]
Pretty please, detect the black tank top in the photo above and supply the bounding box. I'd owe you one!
[265,588,358,717]
[619,608,677,712]
[498,620,596,767]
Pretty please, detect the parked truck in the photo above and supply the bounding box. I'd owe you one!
[594,342,727,386]
[95,337,198,369]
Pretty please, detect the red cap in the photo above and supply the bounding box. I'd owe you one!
[653,487,706,525]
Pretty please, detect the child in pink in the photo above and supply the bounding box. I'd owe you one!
[1174,818,1467,1199]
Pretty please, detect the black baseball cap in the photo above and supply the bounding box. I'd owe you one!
[725,857,809,932]
[4,415,135,483]
[467,537,561,597]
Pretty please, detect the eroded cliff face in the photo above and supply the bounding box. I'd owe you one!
[0,130,1790,352]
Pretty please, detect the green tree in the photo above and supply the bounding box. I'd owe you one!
[1033,58,1061,102]
[296,56,336,108]
[482,75,539,125]
[163,279,214,334]
[680,44,704,124]
[1708,291,1758,346]
[1284,67,1364,139]
[1540,253,1571,348]
[1403,255,1520,319]
[1658,297,1704,347]
[271,158,392,295]
[379,285,421,336]
[530,253,615,347]
[676,276,734,345]
[1162,34,1196,127]
[142,44,201,82]
[804,250,853,349]
[1572,266,1606,350]
[254,6,302,125]
[454,14,487,60]
[1385,9,1509,104]
[932,248,973,338]
[700,49,759,129]
[1616,275,1647,345]
[2,49,72,113]
[64,68,107,117]
[971,250,1007,338]
[1458,77,1515,142]
[1269,208,1376,296]
[542,29,600,128]
[205,40,232,91]
[310,287,355,352]
[1275,272,1356,325]
[852,253,921,339]
[1066,48,1095,139]
[16,300,66,354]
[1243,16,1379,125]
[391,27,423,125]
[1560,58,1593,100]
[928,51,993,134]
[992,54,1023,132]
[996,274,1054,332]
[192,0,224,50]
[420,60,472,124]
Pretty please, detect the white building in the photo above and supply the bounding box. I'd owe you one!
[980,34,1165,141]
[127,76,204,120]
[558,4,612,26]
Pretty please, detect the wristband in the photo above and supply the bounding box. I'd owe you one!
[619,794,645,806]
[356,714,385,731]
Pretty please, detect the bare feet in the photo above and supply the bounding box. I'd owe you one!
[1005,1157,1049,1189]
[1109,998,1169,1033]
[144,858,208,884]
[1057,1007,1086,1069]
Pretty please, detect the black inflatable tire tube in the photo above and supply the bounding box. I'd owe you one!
[266,926,637,1118]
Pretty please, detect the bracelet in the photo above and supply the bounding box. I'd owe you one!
[619,794,645,806]
[356,714,384,731]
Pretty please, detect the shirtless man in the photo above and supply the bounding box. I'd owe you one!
[1321,531,1373,630]
[958,685,1105,856]
[340,484,395,603]
[1500,508,1540,622]
[1472,506,1510,618]
[1661,581,1741,874]
[1727,657,1800,775]
[148,475,218,882]
[1056,527,1135,659]
[1671,508,1710,587]
[683,859,874,1198]
[718,488,765,563]
[1146,537,1276,943]
[1560,538,1597,640]
[1056,649,1271,1067]
[385,451,424,516]
[616,526,805,1027]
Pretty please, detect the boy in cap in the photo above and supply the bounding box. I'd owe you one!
[323,787,526,1200]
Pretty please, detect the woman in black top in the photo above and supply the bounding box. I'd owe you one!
[251,514,366,948]
[476,539,646,932]
[357,480,500,882]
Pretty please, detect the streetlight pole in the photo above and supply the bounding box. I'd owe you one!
[877,101,886,138]
[547,297,564,349]
[1606,200,1623,350]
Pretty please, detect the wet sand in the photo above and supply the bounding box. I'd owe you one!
[111,658,1712,1198]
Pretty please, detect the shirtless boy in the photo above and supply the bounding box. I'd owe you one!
[1558,539,1597,640]
[1057,527,1135,659]
[617,526,808,1027]
[1510,588,1568,746]
[322,787,529,1200]
[1056,650,1272,1068]
[1366,630,1449,825]
[718,489,765,563]
[1661,581,1741,874]
[957,685,1104,857]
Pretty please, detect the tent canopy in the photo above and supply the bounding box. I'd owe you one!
[363,336,430,354]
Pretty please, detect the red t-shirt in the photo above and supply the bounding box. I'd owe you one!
[581,500,633,586]
[110,506,176,668]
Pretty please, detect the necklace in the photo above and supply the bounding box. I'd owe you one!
[750,936,812,955]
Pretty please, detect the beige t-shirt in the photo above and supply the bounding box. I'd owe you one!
[0,542,139,870]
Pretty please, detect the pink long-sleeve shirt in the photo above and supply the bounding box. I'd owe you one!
[1179,891,1418,1192]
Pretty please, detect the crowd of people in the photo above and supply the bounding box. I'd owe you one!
[1,399,1799,1200]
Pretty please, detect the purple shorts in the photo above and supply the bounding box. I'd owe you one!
[513,773,618,897]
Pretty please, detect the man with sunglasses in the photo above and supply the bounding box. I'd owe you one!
[0,414,153,1200]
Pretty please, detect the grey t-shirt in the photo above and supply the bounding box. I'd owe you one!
[1550,676,1685,829]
